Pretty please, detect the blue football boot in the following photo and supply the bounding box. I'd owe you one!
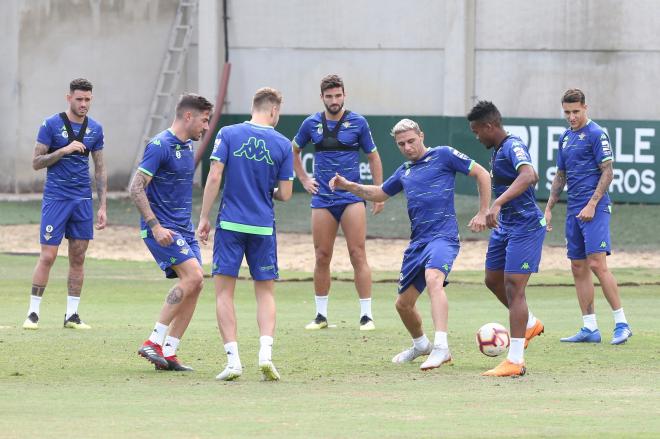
[560,327,601,343]
[610,323,633,345]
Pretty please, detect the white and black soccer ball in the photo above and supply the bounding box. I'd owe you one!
[476,322,510,357]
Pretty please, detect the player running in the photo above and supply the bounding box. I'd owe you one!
[292,74,384,331]
[468,101,547,377]
[23,78,106,331]
[197,87,294,381]
[545,89,632,345]
[131,93,213,371]
[330,118,491,371]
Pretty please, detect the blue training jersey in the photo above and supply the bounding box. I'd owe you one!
[293,111,377,208]
[37,113,104,200]
[138,129,195,237]
[490,135,545,231]
[211,121,294,235]
[381,146,474,243]
[557,120,613,215]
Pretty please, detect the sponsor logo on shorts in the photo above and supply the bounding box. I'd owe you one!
[442,263,450,271]
[169,257,177,264]
[259,265,275,271]
[521,262,530,270]
[600,241,607,248]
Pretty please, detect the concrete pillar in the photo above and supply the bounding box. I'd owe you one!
[198,0,222,101]
[0,0,20,192]
[442,0,476,116]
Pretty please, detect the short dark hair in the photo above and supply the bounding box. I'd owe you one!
[70,78,93,93]
[467,100,502,126]
[252,87,282,111]
[175,93,214,118]
[562,88,586,104]
[320,74,344,94]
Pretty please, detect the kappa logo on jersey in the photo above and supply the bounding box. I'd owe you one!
[451,148,470,160]
[234,137,273,165]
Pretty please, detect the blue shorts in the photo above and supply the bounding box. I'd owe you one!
[398,236,460,294]
[40,198,93,245]
[486,226,545,273]
[213,228,279,280]
[313,201,365,223]
[143,232,202,279]
[565,206,611,260]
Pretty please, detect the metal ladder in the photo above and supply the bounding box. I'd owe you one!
[130,0,199,175]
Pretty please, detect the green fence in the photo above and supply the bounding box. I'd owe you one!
[202,115,659,204]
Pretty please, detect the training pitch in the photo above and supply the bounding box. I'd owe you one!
[1,254,658,438]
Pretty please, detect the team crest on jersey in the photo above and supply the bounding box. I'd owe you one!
[342,121,351,129]
[61,128,68,139]
[578,133,586,140]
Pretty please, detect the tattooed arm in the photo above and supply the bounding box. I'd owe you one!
[129,170,174,246]
[544,169,566,231]
[329,173,390,202]
[91,150,107,229]
[32,141,85,170]
[577,160,613,222]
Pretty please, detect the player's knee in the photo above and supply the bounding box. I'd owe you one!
[395,296,412,313]
[484,275,498,292]
[39,251,57,268]
[314,249,332,266]
[347,246,367,265]
[587,258,607,276]
[570,260,587,276]
[187,269,205,294]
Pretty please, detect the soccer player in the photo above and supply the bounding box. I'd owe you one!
[23,78,106,330]
[130,93,213,371]
[330,119,491,371]
[292,74,384,331]
[197,87,294,381]
[467,101,547,377]
[545,89,632,345]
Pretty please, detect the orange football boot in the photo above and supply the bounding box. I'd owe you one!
[524,319,544,349]
[482,360,526,377]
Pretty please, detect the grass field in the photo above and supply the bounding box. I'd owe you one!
[2,192,660,250]
[1,254,659,438]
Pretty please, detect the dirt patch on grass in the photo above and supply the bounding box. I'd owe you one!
[2,224,659,272]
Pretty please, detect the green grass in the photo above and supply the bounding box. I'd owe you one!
[2,192,659,250]
[1,254,659,438]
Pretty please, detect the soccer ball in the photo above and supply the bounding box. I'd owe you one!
[476,322,510,357]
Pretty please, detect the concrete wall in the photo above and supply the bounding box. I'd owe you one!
[3,0,660,193]
[1,0,190,193]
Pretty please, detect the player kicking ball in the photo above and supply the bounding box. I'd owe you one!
[330,119,491,371]
[468,101,547,377]
[198,87,294,381]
